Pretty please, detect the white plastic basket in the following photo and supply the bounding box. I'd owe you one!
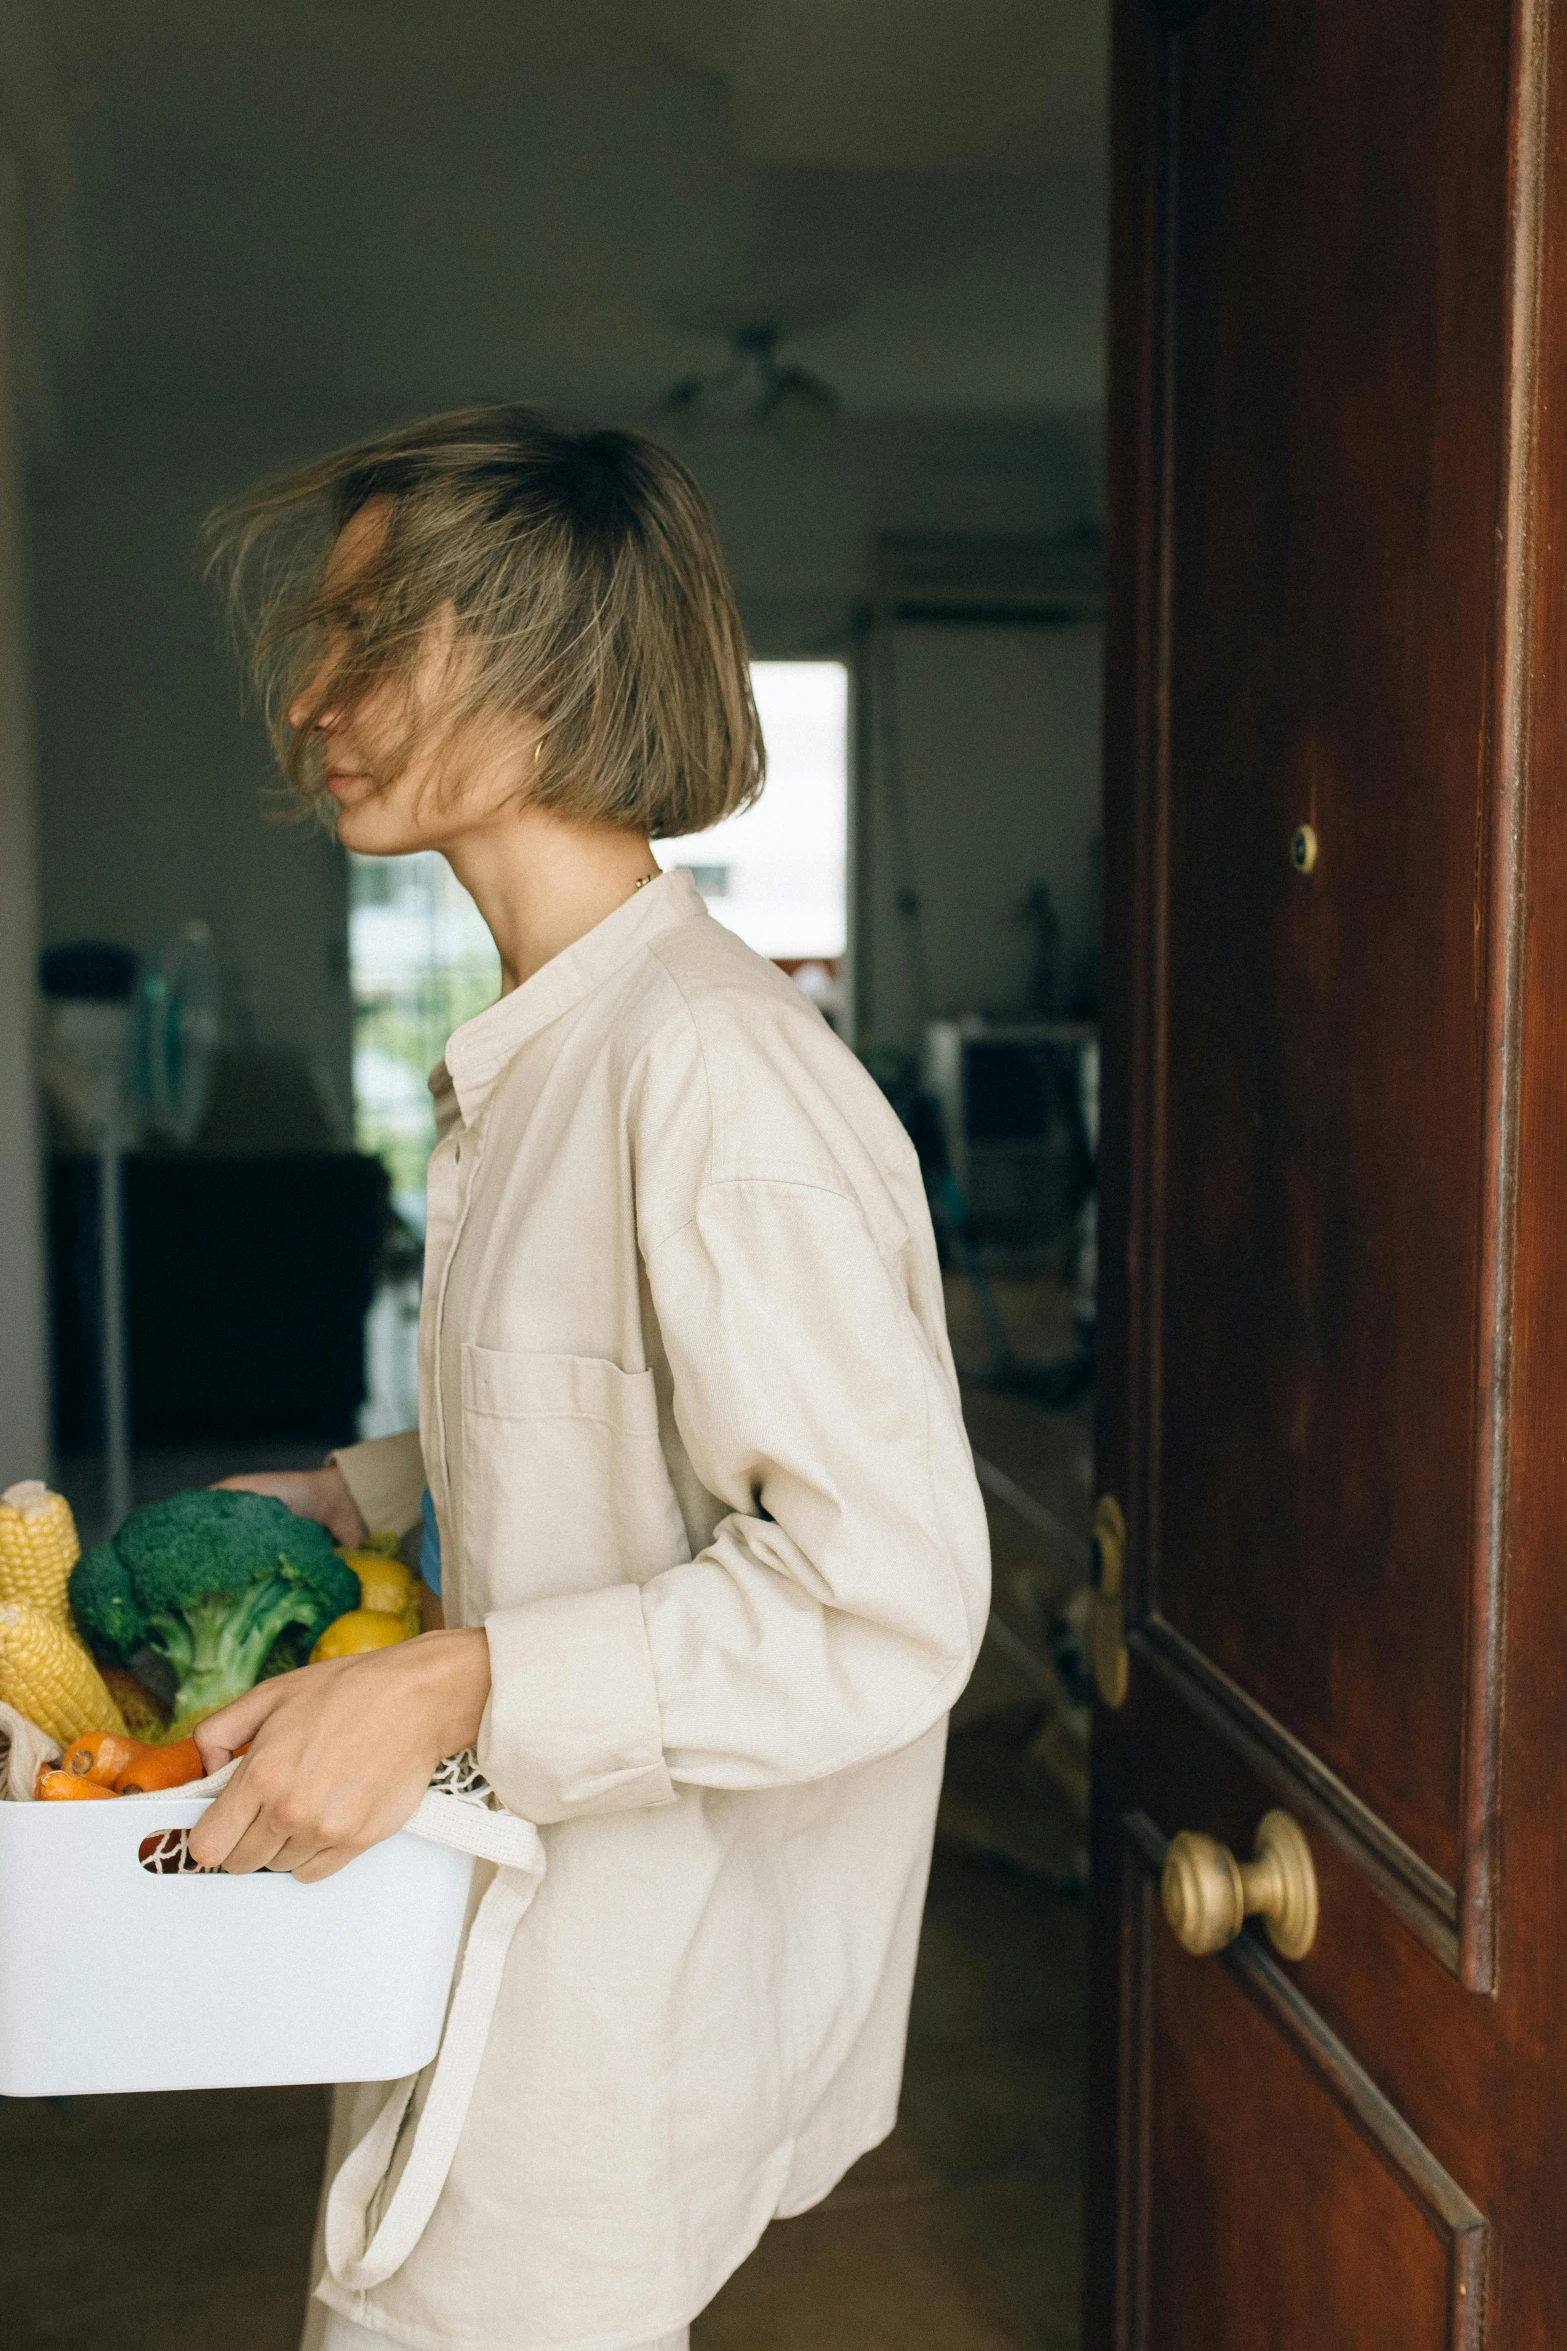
[0,1792,476,2097]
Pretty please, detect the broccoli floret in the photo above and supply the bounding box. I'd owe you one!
[67,1490,359,1724]
[71,1538,145,1658]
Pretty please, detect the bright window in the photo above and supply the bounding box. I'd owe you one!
[660,660,848,969]
[348,855,499,1232]
[348,659,849,1229]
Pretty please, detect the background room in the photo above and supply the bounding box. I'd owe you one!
[0,6,1109,2347]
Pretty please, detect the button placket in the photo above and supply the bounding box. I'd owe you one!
[425,1104,487,1614]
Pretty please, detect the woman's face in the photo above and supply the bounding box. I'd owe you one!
[287,496,538,857]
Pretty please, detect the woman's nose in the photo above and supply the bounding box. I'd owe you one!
[287,668,341,733]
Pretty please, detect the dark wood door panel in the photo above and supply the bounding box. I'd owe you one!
[1118,1815,1488,2351]
[1141,0,1515,1903]
[1093,0,1565,2335]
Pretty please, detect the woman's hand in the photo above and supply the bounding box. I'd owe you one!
[209,1463,367,1549]
[188,1629,491,1882]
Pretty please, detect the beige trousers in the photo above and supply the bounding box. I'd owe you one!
[320,2316,689,2351]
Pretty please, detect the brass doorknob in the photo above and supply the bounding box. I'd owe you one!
[1161,1809,1318,1961]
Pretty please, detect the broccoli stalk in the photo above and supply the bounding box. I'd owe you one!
[143,1570,333,1721]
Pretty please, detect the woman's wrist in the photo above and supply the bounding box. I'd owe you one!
[397,1625,492,1754]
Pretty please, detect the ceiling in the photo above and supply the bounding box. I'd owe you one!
[11,0,1107,441]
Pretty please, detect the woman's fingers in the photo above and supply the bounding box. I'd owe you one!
[257,1833,334,1878]
[189,1755,355,1876]
[210,1465,367,1548]
[193,1673,292,1771]
[186,1758,263,1870]
[216,1814,294,1876]
[288,1843,359,1883]
[226,1802,375,1881]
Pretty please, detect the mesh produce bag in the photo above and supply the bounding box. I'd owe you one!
[0,1700,57,1801]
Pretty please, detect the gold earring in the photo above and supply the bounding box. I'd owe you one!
[533,736,544,765]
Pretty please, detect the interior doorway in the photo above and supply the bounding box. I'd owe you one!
[6,5,1109,2347]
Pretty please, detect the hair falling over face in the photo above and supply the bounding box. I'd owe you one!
[204,404,766,840]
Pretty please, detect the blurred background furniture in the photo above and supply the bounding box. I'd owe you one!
[49,1150,389,1449]
[924,1016,1097,1253]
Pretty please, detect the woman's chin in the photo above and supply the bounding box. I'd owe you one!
[334,797,419,857]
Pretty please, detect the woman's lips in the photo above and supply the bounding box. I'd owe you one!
[325,769,369,798]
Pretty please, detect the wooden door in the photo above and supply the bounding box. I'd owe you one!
[1089,0,1567,2341]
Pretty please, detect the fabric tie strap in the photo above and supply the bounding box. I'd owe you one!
[322,1780,547,2292]
[122,1746,548,2293]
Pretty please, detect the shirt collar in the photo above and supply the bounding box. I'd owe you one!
[434,865,710,1124]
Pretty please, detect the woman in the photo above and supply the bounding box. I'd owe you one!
[195,406,990,2351]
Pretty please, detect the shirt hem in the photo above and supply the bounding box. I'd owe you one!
[314,2280,697,2351]
[310,2135,805,2351]
[774,2103,900,2219]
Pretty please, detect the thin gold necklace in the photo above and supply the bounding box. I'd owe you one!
[631,871,660,893]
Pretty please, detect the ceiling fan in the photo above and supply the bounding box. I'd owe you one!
[660,322,840,441]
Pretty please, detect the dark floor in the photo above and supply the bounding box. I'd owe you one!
[7,1277,1088,2350]
[693,1852,1084,2351]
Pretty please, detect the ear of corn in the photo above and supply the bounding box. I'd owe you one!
[0,1482,82,1621]
[0,1601,127,1747]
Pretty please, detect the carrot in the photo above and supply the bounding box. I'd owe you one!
[114,1735,205,1794]
[36,1767,120,1800]
[61,1729,151,1785]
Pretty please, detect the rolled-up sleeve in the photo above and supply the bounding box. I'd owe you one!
[330,1429,426,1541]
[480,1584,675,1819]
[477,1175,991,1822]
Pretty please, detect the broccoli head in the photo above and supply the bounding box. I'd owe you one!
[69,1489,359,1725]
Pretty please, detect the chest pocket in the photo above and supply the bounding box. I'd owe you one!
[458,1346,692,1612]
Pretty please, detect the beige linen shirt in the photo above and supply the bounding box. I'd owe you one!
[319,869,991,2351]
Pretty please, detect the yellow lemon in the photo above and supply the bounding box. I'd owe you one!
[311,1608,413,1664]
[336,1548,419,1617]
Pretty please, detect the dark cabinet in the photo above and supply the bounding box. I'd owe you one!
[50,1151,390,1449]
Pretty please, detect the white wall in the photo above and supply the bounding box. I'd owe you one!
[0,163,49,1484]
[858,618,1104,1050]
[694,410,1102,656]
[31,410,355,1128]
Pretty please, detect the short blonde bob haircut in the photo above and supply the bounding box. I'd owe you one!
[207,403,764,838]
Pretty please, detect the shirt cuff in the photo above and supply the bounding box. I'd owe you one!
[327,1431,426,1541]
[478,1583,676,1826]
